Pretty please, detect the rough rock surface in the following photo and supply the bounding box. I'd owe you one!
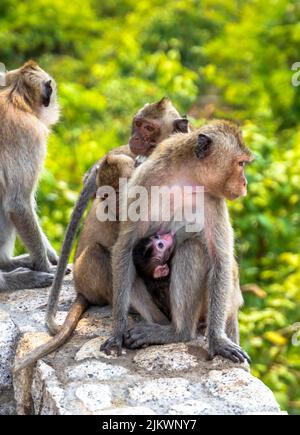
[0,275,286,415]
[0,308,19,415]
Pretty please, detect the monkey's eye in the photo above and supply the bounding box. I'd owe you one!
[153,235,160,240]
[157,242,164,250]
[238,161,246,167]
[134,118,143,127]
[145,125,155,132]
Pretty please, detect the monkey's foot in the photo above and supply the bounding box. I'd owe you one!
[47,262,72,275]
[47,249,59,265]
[100,335,123,356]
[123,323,177,349]
[209,336,251,364]
[124,324,151,349]
[5,268,55,290]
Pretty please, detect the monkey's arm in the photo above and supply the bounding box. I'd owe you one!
[100,226,138,355]
[8,194,52,272]
[131,276,169,325]
[206,224,250,364]
[100,220,158,355]
[46,164,99,335]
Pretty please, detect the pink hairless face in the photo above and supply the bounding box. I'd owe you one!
[150,233,175,279]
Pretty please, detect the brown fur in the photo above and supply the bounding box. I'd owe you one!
[14,99,188,372]
[101,120,252,364]
[0,61,59,292]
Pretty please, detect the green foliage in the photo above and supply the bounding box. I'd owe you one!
[1,0,299,414]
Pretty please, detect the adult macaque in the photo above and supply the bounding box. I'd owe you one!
[14,99,189,372]
[0,61,60,291]
[101,121,252,364]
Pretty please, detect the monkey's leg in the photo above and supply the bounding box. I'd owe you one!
[207,257,250,364]
[0,214,42,273]
[124,239,205,349]
[0,268,54,291]
[0,254,33,271]
[225,277,244,344]
[74,244,113,306]
[226,314,240,345]
[131,277,169,325]
[0,210,46,272]
[225,259,242,345]
[0,212,17,270]
[75,242,168,323]
[41,233,59,265]
[46,164,99,335]
[8,199,51,272]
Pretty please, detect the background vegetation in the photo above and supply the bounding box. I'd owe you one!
[0,0,299,414]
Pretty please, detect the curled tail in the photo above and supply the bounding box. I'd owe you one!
[14,295,89,374]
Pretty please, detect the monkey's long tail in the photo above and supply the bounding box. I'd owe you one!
[13,295,89,374]
[46,163,99,335]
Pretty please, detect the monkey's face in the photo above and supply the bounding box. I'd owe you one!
[129,116,162,156]
[146,233,175,279]
[193,122,252,201]
[222,158,250,200]
[129,98,190,156]
[129,116,190,156]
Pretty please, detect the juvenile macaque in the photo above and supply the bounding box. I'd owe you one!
[0,61,60,291]
[101,121,252,364]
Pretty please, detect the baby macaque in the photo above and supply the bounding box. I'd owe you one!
[133,232,175,280]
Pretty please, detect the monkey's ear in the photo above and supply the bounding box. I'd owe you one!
[22,60,38,71]
[195,134,212,159]
[173,118,189,133]
[42,80,52,107]
[156,97,169,110]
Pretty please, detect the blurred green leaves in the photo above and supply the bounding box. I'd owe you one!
[0,0,300,414]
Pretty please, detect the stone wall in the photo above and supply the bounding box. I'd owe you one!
[0,276,286,415]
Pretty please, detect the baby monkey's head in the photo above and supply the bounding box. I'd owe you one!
[133,232,175,280]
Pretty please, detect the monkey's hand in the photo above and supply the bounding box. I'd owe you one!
[209,336,251,364]
[100,335,123,356]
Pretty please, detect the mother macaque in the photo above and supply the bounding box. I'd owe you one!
[102,121,251,364]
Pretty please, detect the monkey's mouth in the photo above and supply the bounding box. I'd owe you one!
[226,189,247,200]
[129,140,156,155]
